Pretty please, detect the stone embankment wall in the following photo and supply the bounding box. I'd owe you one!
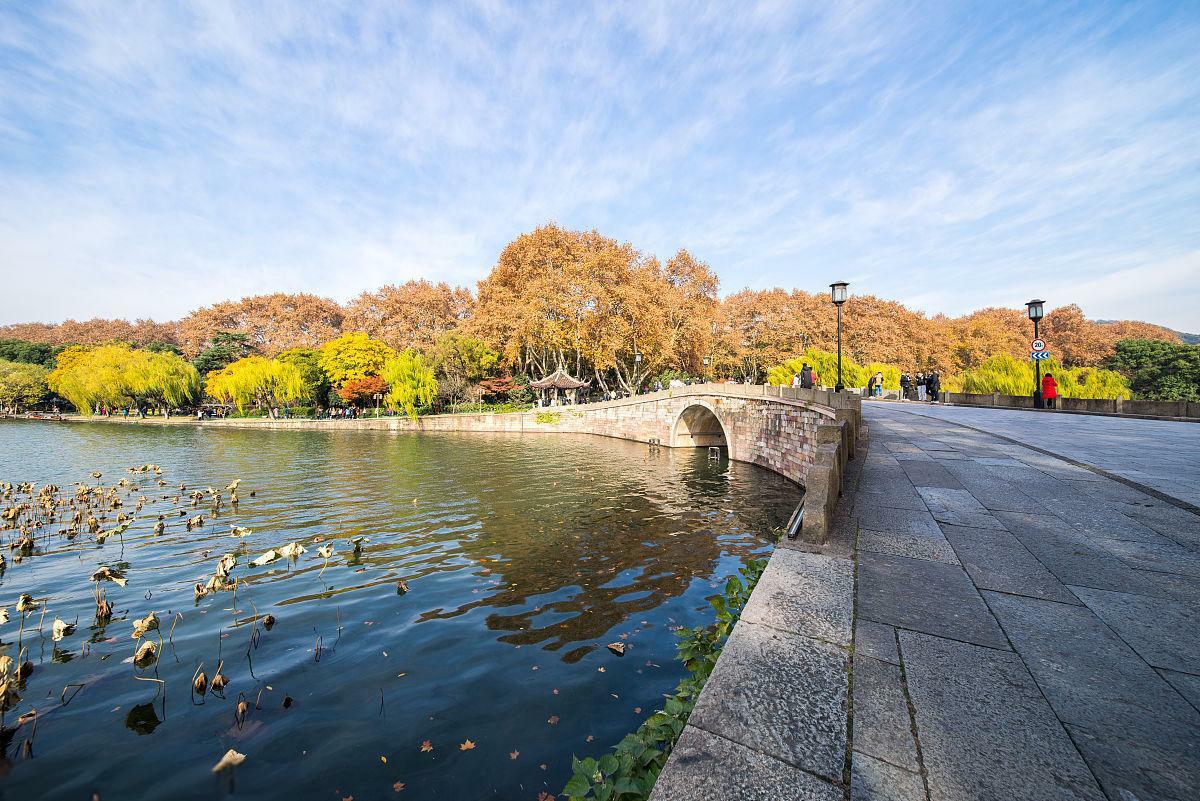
[940,391,1200,420]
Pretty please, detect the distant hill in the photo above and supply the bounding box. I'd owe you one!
[1095,320,1199,345]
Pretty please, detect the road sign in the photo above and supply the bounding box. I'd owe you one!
[1031,338,1046,352]
[1031,351,1051,361]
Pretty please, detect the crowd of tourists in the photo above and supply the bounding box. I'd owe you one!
[898,372,942,402]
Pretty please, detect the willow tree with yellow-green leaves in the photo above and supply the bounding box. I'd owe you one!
[766,348,878,389]
[943,355,1130,399]
[205,356,307,412]
[48,344,199,414]
[382,350,438,419]
[0,359,50,411]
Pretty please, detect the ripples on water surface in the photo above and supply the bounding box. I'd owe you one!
[0,420,801,800]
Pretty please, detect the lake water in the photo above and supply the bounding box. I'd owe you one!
[0,420,800,800]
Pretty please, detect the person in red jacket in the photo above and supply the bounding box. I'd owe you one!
[1042,373,1058,409]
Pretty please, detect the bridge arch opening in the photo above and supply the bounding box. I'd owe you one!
[672,403,729,449]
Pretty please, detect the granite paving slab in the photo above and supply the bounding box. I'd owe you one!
[856,506,942,537]
[984,590,1200,801]
[859,528,960,564]
[898,460,963,489]
[740,549,853,646]
[1069,585,1200,674]
[650,726,842,801]
[938,523,1078,604]
[857,552,1008,649]
[851,656,919,772]
[855,619,899,665]
[898,631,1105,801]
[687,622,848,782]
[915,487,1006,530]
[1092,536,1200,577]
[1159,668,1200,714]
[850,753,926,801]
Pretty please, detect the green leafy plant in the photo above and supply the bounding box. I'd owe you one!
[535,411,561,425]
[562,557,768,801]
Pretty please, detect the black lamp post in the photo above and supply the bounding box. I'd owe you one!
[830,281,849,391]
[1026,299,1045,408]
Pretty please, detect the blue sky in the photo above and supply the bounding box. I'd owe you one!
[1,1,1198,330]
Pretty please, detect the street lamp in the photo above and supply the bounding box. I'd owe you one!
[830,281,849,392]
[1026,299,1045,408]
[703,355,711,383]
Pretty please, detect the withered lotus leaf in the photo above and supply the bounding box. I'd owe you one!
[134,640,158,666]
[250,550,281,567]
[131,612,159,639]
[52,617,76,641]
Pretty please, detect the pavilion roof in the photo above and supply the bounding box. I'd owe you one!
[530,369,589,390]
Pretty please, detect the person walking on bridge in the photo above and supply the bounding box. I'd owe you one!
[1042,372,1058,409]
[799,364,814,389]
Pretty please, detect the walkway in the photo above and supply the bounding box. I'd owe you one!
[854,403,1200,801]
[882,402,1200,509]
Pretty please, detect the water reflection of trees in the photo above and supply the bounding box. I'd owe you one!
[409,435,798,655]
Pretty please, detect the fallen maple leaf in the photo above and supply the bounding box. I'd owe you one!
[459,739,476,751]
[509,750,519,760]
[392,782,406,793]
[597,666,606,673]
[586,735,594,742]
[547,715,559,725]
[420,740,433,753]
[634,707,642,714]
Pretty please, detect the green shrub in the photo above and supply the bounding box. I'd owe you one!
[767,348,886,389]
[535,411,561,425]
[947,354,1130,399]
[561,558,768,800]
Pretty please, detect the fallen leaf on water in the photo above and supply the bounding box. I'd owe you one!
[459,739,476,751]
[509,750,519,760]
[419,740,433,753]
[17,710,36,726]
[607,642,626,656]
[546,716,559,725]
[539,764,547,771]
[597,666,606,673]
[212,748,246,772]
[551,688,559,695]
[586,735,594,743]
[380,756,387,764]
[539,793,555,801]
[634,707,642,714]
[392,782,405,793]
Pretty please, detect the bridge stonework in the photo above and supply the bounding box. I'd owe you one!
[81,383,860,541]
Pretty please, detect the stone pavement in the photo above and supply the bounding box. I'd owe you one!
[653,401,1200,801]
[854,403,1200,801]
[883,402,1200,510]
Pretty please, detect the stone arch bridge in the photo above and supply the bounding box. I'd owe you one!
[398,384,861,542]
[112,383,861,542]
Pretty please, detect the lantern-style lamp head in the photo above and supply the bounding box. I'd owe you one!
[634,352,643,364]
[703,356,711,366]
[830,281,849,305]
[1026,299,1045,321]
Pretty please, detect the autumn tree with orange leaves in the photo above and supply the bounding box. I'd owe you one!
[177,293,344,357]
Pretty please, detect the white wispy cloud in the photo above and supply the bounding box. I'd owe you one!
[0,0,1197,330]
